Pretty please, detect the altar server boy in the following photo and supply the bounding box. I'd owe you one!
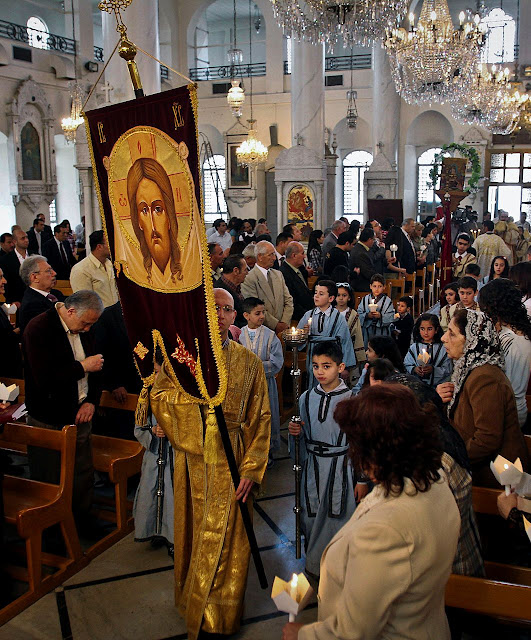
[288,341,368,578]
[240,297,283,459]
[297,280,355,388]
[357,273,395,348]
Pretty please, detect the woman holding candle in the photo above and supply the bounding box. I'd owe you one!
[436,309,529,487]
[404,313,452,388]
[282,384,460,640]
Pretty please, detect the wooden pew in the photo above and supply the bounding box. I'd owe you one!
[0,422,86,625]
[0,376,25,404]
[55,279,73,297]
[85,390,144,559]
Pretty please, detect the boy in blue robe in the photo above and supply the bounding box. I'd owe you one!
[288,341,368,577]
[297,280,355,388]
[357,273,395,348]
[240,296,283,461]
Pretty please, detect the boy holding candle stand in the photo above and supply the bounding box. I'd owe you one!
[357,273,395,349]
[288,341,369,580]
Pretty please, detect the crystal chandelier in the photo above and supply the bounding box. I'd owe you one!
[236,119,268,166]
[236,0,268,167]
[385,0,486,105]
[451,64,526,135]
[61,83,84,144]
[270,0,409,49]
[227,0,245,118]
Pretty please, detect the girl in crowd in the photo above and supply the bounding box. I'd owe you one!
[352,335,405,394]
[509,260,531,317]
[479,278,531,428]
[334,282,365,372]
[482,255,509,285]
[283,385,460,640]
[307,229,324,274]
[440,282,459,332]
[437,309,529,487]
[404,313,452,388]
[367,357,396,385]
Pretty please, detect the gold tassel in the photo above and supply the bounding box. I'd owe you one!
[135,383,150,426]
[204,405,219,464]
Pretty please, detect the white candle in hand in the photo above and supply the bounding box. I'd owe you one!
[289,573,298,622]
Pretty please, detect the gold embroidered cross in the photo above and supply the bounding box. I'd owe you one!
[134,341,149,360]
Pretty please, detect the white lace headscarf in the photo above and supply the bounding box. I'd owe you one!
[448,309,504,416]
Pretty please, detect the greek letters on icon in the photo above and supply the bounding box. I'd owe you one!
[98,122,106,143]
[172,103,185,129]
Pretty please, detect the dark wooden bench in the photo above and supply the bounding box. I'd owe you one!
[0,422,86,626]
[85,391,144,559]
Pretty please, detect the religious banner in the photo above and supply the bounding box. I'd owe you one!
[84,85,226,421]
[287,184,314,239]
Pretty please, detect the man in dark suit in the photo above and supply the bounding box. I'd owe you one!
[349,227,376,291]
[216,254,248,327]
[280,241,313,322]
[398,218,417,275]
[23,291,104,525]
[0,228,31,304]
[36,213,53,238]
[0,265,22,378]
[42,224,76,281]
[18,255,65,333]
[27,217,52,255]
[323,232,352,277]
[0,232,14,258]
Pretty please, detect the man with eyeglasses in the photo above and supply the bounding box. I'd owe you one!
[18,255,65,333]
[452,233,477,279]
[151,286,271,638]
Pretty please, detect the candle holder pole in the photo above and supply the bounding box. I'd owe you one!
[282,327,309,559]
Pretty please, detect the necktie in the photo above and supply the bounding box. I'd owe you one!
[280,256,285,265]
[296,269,305,283]
[318,311,325,333]
[60,242,67,265]
[266,270,274,291]
[47,293,58,303]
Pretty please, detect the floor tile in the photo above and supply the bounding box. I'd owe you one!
[0,592,61,640]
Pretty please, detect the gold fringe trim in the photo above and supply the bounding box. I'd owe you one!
[203,405,219,463]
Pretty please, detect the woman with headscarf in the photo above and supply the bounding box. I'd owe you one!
[437,309,529,487]
[386,372,484,578]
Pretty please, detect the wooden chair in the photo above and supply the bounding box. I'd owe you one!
[415,268,426,315]
[0,376,25,404]
[386,278,405,307]
[55,279,73,297]
[86,391,144,559]
[307,275,318,291]
[353,291,367,309]
[0,422,85,625]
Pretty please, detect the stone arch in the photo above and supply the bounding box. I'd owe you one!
[406,110,454,150]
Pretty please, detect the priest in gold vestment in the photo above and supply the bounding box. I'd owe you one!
[151,288,271,639]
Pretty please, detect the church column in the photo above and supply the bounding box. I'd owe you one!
[72,0,94,67]
[290,39,325,154]
[102,0,161,103]
[75,126,98,247]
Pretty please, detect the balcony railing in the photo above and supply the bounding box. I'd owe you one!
[0,19,75,55]
[189,62,266,82]
[284,53,372,75]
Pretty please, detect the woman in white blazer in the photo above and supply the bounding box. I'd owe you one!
[283,384,461,640]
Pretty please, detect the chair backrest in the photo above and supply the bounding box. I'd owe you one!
[99,390,139,413]
[0,377,25,403]
[55,279,73,297]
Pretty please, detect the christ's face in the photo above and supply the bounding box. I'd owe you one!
[136,178,171,274]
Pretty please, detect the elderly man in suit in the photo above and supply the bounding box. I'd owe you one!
[321,220,348,263]
[42,223,76,281]
[18,255,65,333]
[0,227,31,304]
[241,240,293,333]
[23,290,104,528]
[349,227,376,291]
[281,241,313,322]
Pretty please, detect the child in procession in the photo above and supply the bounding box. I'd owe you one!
[392,295,414,358]
[439,282,459,332]
[357,273,395,348]
[288,341,369,579]
[297,280,355,388]
[134,350,174,557]
[404,313,452,388]
[334,282,365,377]
[240,297,283,464]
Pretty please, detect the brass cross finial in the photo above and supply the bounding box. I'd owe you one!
[98,0,133,36]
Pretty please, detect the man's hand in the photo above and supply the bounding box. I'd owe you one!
[112,386,128,404]
[288,420,303,436]
[276,322,289,333]
[282,623,304,639]
[0,402,11,411]
[82,354,104,373]
[75,402,95,424]
[152,424,166,438]
[354,482,369,502]
[306,267,314,276]
[387,256,397,265]
[497,490,518,519]
[436,382,455,404]
[235,478,254,503]
[353,267,360,275]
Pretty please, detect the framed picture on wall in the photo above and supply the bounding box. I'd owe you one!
[227,142,251,189]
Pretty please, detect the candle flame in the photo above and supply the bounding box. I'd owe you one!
[504,463,509,470]
[291,573,298,589]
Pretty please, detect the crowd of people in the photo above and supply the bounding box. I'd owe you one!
[1,211,530,638]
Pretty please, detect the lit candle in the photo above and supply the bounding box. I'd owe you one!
[289,573,298,622]
[291,326,296,335]
[390,243,398,259]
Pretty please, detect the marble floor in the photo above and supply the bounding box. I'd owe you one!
[0,426,318,640]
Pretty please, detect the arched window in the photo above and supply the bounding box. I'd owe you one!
[203,154,227,222]
[480,8,516,64]
[343,150,373,222]
[417,148,442,216]
[27,16,49,50]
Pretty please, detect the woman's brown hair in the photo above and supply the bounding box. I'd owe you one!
[334,384,442,496]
